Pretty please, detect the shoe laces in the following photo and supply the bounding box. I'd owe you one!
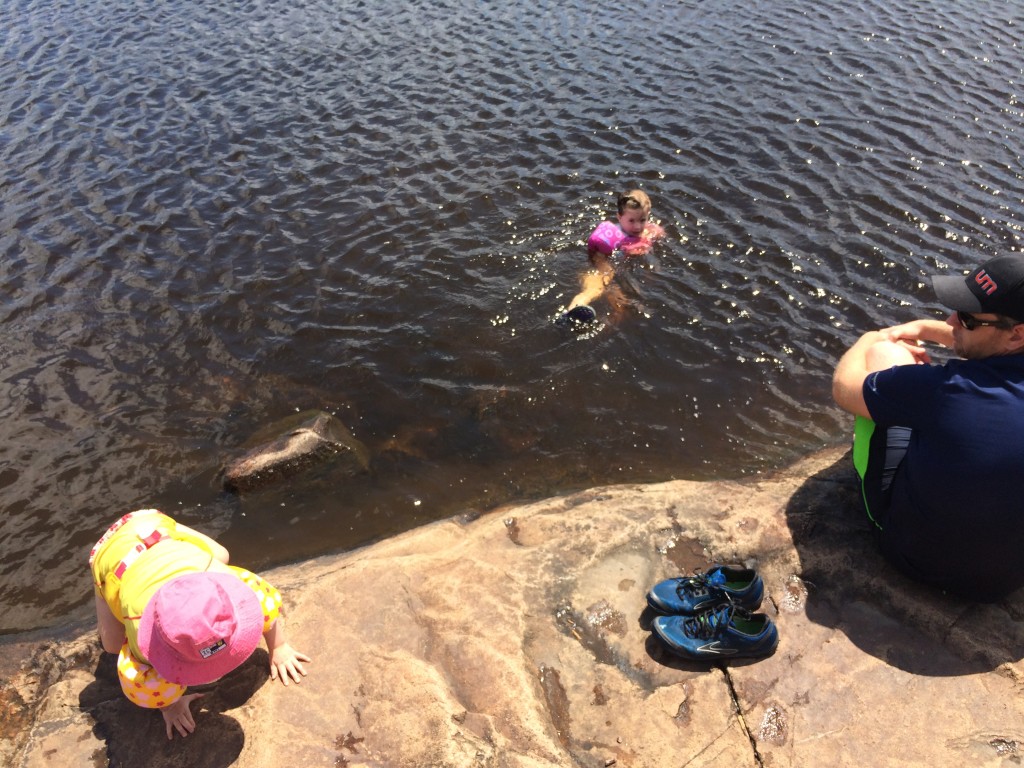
[683,600,745,640]
[675,569,728,601]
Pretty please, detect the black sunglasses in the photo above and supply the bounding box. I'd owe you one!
[956,310,1017,331]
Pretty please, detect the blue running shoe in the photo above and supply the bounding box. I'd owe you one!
[647,565,763,615]
[652,603,778,661]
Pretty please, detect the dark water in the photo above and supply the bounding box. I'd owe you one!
[1,0,1021,633]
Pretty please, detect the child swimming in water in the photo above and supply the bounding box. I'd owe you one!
[560,189,665,325]
[90,509,311,740]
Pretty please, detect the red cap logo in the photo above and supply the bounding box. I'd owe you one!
[975,270,998,295]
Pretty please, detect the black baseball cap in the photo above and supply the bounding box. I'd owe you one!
[932,255,1024,323]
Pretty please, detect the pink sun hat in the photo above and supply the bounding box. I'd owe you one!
[137,572,264,686]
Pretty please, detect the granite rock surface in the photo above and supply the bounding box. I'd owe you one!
[5,446,1024,767]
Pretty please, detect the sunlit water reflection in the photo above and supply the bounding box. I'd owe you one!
[1,0,1021,632]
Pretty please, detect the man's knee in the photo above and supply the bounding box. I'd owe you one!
[864,339,918,371]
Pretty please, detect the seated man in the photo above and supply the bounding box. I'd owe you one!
[832,255,1024,600]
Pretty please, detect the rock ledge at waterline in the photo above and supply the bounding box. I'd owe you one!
[6,446,1024,768]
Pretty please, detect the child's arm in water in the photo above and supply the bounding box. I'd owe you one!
[645,221,665,240]
[264,616,311,685]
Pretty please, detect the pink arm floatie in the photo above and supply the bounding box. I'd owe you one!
[587,221,627,255]
[588,220,658,256]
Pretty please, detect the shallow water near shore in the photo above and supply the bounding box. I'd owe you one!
[1,0,1021,633]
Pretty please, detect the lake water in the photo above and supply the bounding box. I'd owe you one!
[1,0,1021,633]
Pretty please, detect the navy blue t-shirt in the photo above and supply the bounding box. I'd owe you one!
[863,354,1024,598]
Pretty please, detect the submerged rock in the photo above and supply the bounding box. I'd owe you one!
[222,410,369,492]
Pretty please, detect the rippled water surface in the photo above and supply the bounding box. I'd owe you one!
[1,0,1021,632]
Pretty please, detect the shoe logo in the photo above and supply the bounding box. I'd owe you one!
[697,641,738,655]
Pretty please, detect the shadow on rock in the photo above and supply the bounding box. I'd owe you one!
[80,648,270,768]
[783,448,1024,676]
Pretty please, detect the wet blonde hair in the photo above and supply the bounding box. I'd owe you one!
[617,189,651,216]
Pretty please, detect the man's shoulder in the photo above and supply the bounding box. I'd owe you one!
[945,354,1024,379]
[883,354,1024,378]
[868,360,945,387]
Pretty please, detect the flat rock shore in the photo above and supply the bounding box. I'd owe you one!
[4,445,1024,768]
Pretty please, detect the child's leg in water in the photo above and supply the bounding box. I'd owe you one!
[569,270,607,309]
[603,281,629,320]
[568,252,615,310]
